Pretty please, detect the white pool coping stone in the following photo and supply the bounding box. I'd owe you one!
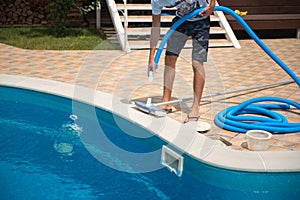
[1,74,300,173]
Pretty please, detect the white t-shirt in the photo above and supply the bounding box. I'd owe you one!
[151,0,208,20]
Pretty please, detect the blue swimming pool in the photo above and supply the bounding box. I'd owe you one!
[0,86,299,199]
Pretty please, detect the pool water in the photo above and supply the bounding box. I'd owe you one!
[0,86,299,200]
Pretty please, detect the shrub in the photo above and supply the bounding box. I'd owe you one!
[48,0,77,37]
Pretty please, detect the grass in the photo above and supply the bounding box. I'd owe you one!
[0,27,120,50]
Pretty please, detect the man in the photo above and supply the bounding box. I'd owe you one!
[148,0,216,123]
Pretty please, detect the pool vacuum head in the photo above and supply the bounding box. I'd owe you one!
[134,101,166,117]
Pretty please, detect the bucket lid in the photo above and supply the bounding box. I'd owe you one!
[246,130,272,140]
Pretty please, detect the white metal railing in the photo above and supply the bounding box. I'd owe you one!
[214,1,241,48]
[105,0,130,51]
[123,0,129,51]
[96,0,101,29]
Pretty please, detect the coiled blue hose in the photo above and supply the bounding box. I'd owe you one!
[214,97,300,133]
[153,6,300,133]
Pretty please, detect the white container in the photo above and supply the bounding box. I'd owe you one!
[246,130,272,151]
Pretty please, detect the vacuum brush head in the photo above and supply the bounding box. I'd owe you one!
[134,101,166,117]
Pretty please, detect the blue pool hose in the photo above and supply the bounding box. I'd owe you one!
[214,97,300,133]
[153,6,300,133]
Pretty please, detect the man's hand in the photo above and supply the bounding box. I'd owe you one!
[148,61,155,76]
[199,3,215,17]
[199,6,214,17]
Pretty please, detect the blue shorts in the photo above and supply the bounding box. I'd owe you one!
[166,16,210,62]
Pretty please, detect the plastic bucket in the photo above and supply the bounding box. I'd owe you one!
[246,130,272,151]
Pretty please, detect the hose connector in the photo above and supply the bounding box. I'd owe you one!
[148,70,154,82]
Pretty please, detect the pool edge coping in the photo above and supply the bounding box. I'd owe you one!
[1,74,299,173]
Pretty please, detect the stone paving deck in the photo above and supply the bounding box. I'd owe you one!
[0,39,299,152]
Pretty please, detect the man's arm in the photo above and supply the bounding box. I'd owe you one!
[148,14,161,75]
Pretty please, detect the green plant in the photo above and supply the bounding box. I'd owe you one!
[48,0,77,37]
[78,1,96,15]
[77,0,97,27]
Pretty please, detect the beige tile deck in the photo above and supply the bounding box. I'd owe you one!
[0,38,299,152]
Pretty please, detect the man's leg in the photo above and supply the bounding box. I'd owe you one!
[184,17,210,122]
[184,60,205,122]
[163,18,187,109]
[162,55,178,109]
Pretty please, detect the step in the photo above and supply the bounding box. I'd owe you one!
[120,15,173,23]
[103,31,233,47]
[120,15,220,23]
[125,26,226,36]
[127,39,233,49]
[209,39,233,47]
[116,3,175,11]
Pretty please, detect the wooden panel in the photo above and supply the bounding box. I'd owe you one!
[228,20,300,30]
[228,14,300,21]
[224,6,300,15]
[217,0,300,31]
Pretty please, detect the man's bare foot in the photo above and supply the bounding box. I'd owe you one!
[184,115,200,123]
[157,105,174,114]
